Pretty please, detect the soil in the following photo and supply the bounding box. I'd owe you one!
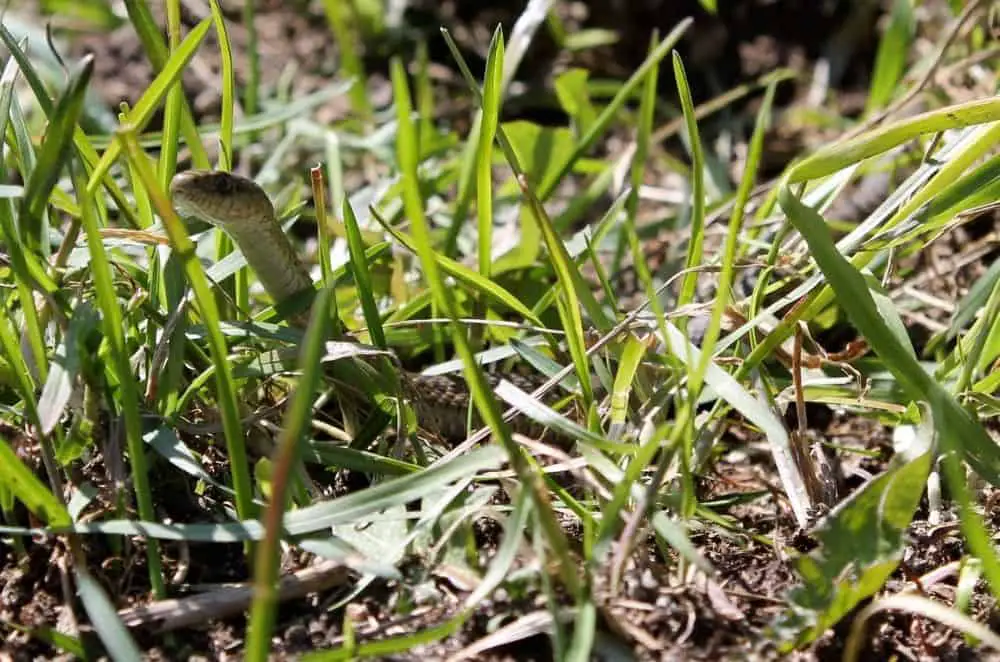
[3,1,999,660]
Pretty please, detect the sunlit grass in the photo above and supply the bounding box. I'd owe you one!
[0,1,998,659]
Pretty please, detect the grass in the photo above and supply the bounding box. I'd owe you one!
[1,1,999,659]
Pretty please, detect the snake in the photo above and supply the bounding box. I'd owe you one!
[169,169,557,443]
[168,166,889,446]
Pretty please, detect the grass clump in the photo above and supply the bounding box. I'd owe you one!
[1,2,999,659]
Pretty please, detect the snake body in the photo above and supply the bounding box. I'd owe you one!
[169,166,890,444]
[170,169,551,443]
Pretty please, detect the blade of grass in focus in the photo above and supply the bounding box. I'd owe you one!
[778,185,1000,596]
[390,35,582,596]
[119,130,257,536]
[247,285,334,662]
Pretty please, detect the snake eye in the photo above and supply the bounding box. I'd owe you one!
[210,172,260,200]
[211,172,237,194]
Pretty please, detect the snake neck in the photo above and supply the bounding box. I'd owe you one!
[224,214,314,304]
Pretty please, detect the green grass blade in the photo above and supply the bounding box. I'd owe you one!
[37,303,94,437]
[390,54,581,594]
[566,598,596,661]
[778,185,1000,591]
[314,162,336,285]
[949,256,1000,342]
[537,19,691,201]
[415,40,434,154]
[121,0,210,167]
[609,334,647,429]
[343,199,386,348]
[875,123,1000,240]
[90,81,354,149]
[283,446,506,534]
[866,0,915,113]
[492,381,631,453]
[441,33,611,337]
[320,0,371,120]
[475,27,504,341]
[118,131,256,529]
[303,442,420,475]
[368,207,549,331]
[0,24,138,228]
[209,0,236,170]
[159,0,183,180]
[19,54,91,253]
[247,285,333,662]
[953,269,1000,394]
[303,617,463,660]
[72,161,165,596]
[0,430,69,527]
[0,38,26,164]
[0,292,42,422]
[667,49,709,516]
[207,0,247,317]
[87,18,213,194]
[728,115,1000,400]
[877,152,1000,252]
[551,270,593,404]
[787,97,1000,182]
[75,566,144,661]
[694,82,776,391]
[440,19,689,209]
[671,52,707,338]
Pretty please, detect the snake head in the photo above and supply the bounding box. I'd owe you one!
[169,169,275,228]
